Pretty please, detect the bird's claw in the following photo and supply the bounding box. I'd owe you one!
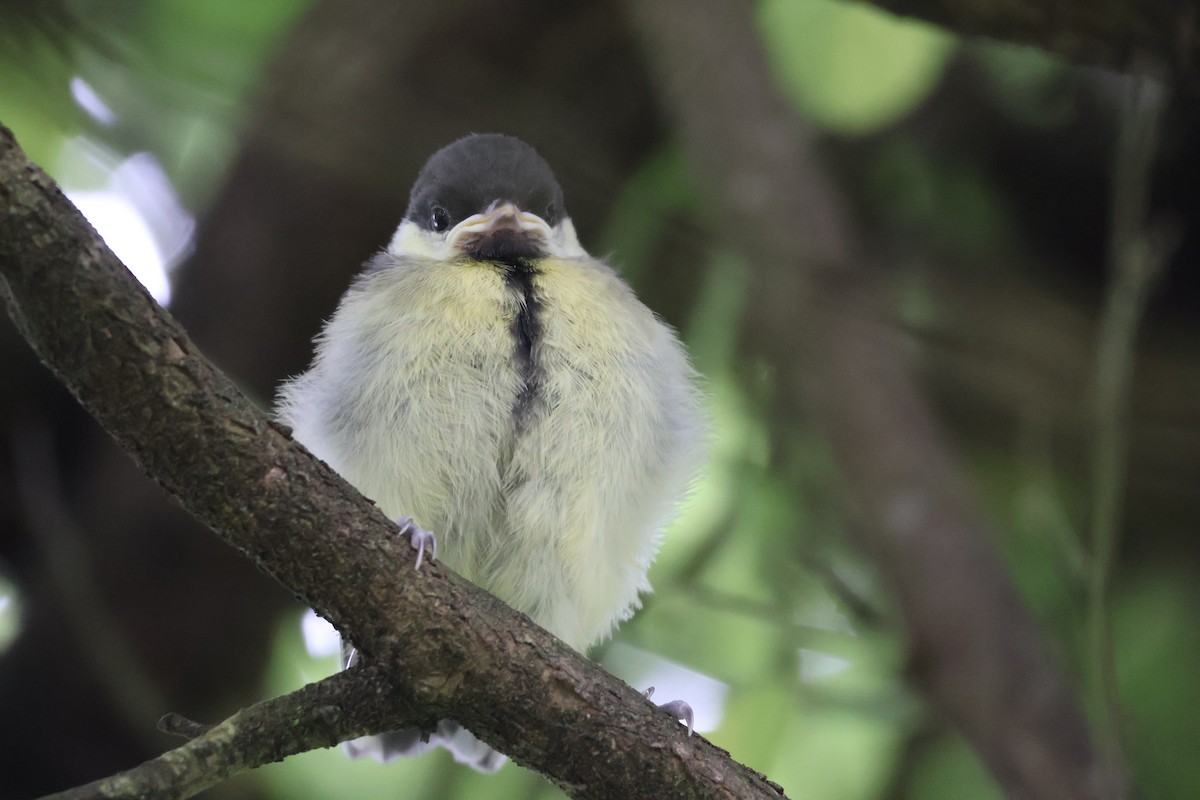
[643,686,693,736]
[397,516,437,570]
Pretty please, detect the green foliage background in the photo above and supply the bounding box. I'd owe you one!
[2,1,1198,798]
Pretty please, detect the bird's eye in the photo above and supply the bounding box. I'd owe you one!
[544,202,556,222]
[430,206,450,232]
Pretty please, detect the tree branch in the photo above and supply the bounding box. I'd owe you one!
[0,123,785,800]
[38,667,414,800]
[626,1,1117,798]
[845,0,1195,85]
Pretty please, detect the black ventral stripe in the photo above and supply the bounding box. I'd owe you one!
[465,231,548,431]
[502,258,543,430]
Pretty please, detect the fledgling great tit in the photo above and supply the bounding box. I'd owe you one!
[276,133,704,772]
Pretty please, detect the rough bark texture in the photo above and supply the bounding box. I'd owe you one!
[627,1,1115,798]
[1,2,674,795]
[0,124,785,799]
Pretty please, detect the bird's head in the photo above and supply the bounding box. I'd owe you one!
[388,133,585,263]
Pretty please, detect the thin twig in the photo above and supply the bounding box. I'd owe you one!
[158,713,214,740]
[680,583,863,657]
[37,666,412,800]
[1088,70,1175,793]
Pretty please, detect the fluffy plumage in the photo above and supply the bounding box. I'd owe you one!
[276,134,703,771]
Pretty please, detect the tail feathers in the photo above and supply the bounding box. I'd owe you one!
[343,720,507,773]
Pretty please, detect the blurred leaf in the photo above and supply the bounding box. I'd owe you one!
[627,592,781,685]
[600,145,698,279]
[758,0,954,135]
[658,371,771,583]
[973,40,1074,128]
[869,138,1011,259]
[684,250,749,375]
[711,683,795,774]
[1113,568,1200,800]
[0,37,76,166]
[701,472,800,604]
[442,756,565,800]
[123,0,310,95]
[907,734,1004,800]
[770,699,904,800]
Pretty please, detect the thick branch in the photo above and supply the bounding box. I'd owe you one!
[0,124,784,800]
[848,0,1195,84]
[627,1,1114,798]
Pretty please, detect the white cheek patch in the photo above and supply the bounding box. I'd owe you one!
[552,218,586,259]
[387,220,455,259]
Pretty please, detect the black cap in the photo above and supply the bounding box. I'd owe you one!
[405,134,566,232]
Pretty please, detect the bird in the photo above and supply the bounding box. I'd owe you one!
[276,133,704,772]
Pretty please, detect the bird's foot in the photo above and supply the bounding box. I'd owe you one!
[396,516,437,570]
[643,686,693,736]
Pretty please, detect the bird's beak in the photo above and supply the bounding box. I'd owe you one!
[447,201,553,254]
[478,202,523,234]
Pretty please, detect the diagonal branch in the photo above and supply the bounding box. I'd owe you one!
[626,1,1118,798]
[0,123,785,800]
